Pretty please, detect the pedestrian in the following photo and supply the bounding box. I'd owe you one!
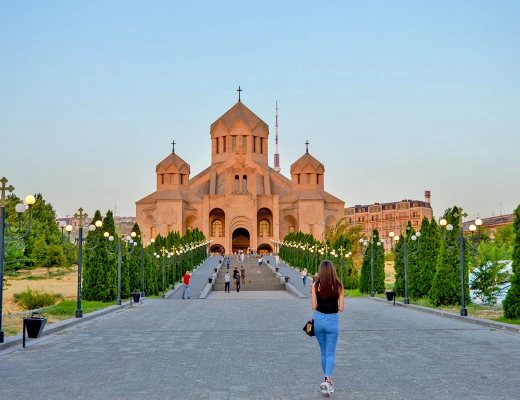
[275,254,280,266]
[233,267,239,280]
[181,271,191,299]
[226,257,231,270]
[311,260,344,396]
[235,271,241,292]
[302,268,308,287]
[240,266,246,284]
[224,271,231,293]
[311,272,319,293]
[258,256,263,267]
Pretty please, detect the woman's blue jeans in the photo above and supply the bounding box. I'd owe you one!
[314,311,339,377]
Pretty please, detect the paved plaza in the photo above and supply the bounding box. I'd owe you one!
[2,278,520,400]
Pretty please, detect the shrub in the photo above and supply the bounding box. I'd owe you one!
[14,288,58,310]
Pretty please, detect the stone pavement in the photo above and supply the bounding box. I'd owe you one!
[264,255,311,297]
[168,255,222,300]
[2,295,520,399]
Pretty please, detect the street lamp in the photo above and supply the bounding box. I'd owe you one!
[154,246,170,298]
[388,229,421,304]
[59,209,102,318]
[337,246,352,285]
[0,177,35,342]
[105,232,138,305]
[359,234,385,297]
[439,211,482,316]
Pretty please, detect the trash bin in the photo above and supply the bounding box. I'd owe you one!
[132,292,141,303]
[213,268,218,273]
[24,312,47,339]
[284,276,290,283]
[208,277,213,283]
[385,291,395,301]
[275,267,279,272]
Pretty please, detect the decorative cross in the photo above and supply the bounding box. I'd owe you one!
[237,86,242,102]
[0,177,14,207]
[305,140,309,153]
[453,210,468,226]
[160,246,168,256]
[171,140,176,154]
[74,207,88,228]
[338,246,345,256]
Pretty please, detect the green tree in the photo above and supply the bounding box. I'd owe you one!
[429,206,469,306]
[469,242,511,305]
[503,204,520,319]
[493,224,514,251]
[83,210,104,301]
[417,218,441,298]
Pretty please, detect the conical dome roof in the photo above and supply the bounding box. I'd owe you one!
[210,102,268,132]
[290,152,324,174]
[156,153,190,173]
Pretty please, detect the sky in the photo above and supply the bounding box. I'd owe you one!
[1,0,519,222]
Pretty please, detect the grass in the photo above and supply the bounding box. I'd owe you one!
[1,299,116,338]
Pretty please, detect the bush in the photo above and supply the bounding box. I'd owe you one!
[14,288,59,310]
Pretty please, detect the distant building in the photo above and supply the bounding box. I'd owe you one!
[55,216,135,235]
[463,214,514,238]
[343,191,434,252]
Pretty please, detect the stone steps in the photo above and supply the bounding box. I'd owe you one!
[214,257,284,291]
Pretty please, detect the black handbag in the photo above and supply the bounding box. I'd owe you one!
[303,318,315,337]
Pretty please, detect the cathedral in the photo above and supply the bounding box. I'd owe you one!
[135,97,345,254]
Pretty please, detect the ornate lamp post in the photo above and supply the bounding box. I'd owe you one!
[388,230,421,304]
[337,246,352,284]
[359,235,385,297]
[105,232,138,305]
[154,246,170,298]
[439,211,482,316]
[0,177,35,342]
[59,209,102,318]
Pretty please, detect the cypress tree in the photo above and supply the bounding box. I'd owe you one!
[417,218,441,297]
[405,224,421,300]
[101,210,118,301]
[503,204,520,319]
[429,206,468,306]
[392,230,405,297]
[128,223,142,294]
[83,210,102,301]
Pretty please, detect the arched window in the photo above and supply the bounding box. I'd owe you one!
[234,175,239,192]
[212,220,223,237]
[242,175,247,192]
[259,220,270,237]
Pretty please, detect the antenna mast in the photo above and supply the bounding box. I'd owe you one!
[274,101,281,172]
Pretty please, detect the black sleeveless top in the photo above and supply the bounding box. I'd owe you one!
[316,290,339,314]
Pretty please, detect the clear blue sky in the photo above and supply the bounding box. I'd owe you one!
[1,0,519,221]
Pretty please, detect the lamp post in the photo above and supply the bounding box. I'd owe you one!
[154,246,170,298]
[59,209,102,318]
[439,211,482,316]
[0,177,35,342]
[388,230,421,305]
[105,232,138,305]
[337,246,352,285]
[359,234,385,297]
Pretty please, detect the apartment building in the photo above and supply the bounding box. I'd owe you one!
[343,191,433,252]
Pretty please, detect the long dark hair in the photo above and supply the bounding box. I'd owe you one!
[316,260,342,299]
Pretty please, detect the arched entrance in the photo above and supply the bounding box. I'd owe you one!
[257,243,273,255]
[232,228,250,254]
[210,244,225,255]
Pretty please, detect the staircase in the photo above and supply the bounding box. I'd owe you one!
[213,256,285,291]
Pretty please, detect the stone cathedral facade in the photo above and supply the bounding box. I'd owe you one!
[135,100,345,254]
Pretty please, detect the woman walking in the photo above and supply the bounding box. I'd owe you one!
[301,268,308,287]
[311,260,344,397]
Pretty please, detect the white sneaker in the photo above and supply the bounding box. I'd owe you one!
[320,381,331,397]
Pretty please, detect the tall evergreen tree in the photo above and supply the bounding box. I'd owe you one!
[83,210,104,301]
[392,229,405,297]
[503,204,520,319]
[128,223,142,293]
[429,206,469,306]
[417,218,441,298]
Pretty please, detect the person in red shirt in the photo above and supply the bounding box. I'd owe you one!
[182,271,191,299]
